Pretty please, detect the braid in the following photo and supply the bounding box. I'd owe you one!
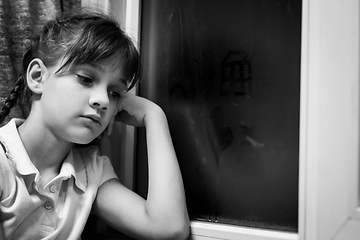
[0,76,23,124]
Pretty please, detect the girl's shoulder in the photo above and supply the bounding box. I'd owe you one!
[73,144,118,188]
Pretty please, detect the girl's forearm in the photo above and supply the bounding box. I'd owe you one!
[144,109,189,232]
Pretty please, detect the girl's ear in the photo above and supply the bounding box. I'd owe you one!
[26,58,48,94]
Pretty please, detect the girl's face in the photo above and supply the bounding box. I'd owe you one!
[38,55,127,144]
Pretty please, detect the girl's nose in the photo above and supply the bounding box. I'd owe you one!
[89,90,109,110]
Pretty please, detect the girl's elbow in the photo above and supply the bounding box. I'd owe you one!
[180,224,191,240]
[169,216,190,240]
[158,216,190,240]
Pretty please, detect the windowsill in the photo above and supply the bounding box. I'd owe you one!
[190,221,298,240]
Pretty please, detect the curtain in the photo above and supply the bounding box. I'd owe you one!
[0,0,80,125]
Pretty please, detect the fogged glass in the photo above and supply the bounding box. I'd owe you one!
[138,0,301,232]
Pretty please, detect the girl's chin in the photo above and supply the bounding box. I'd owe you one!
[70,133,99,145]
[64,127,103,145]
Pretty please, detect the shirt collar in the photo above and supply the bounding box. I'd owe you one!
[60,148,88,192]
[0,118,87,192]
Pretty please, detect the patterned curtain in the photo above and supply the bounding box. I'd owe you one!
[0,0,80,125]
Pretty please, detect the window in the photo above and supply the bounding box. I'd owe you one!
[137,0,301,233]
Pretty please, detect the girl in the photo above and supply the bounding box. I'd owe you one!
[0,9,189,240]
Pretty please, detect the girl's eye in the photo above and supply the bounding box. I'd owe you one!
[76,74,93,84]
[109,90,121,99]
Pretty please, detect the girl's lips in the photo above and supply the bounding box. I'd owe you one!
[82,114,102,127]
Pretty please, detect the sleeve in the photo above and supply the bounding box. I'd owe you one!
[97,154,119,186]
[82,146,119,188]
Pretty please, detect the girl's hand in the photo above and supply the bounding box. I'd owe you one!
[115,93,164,127]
